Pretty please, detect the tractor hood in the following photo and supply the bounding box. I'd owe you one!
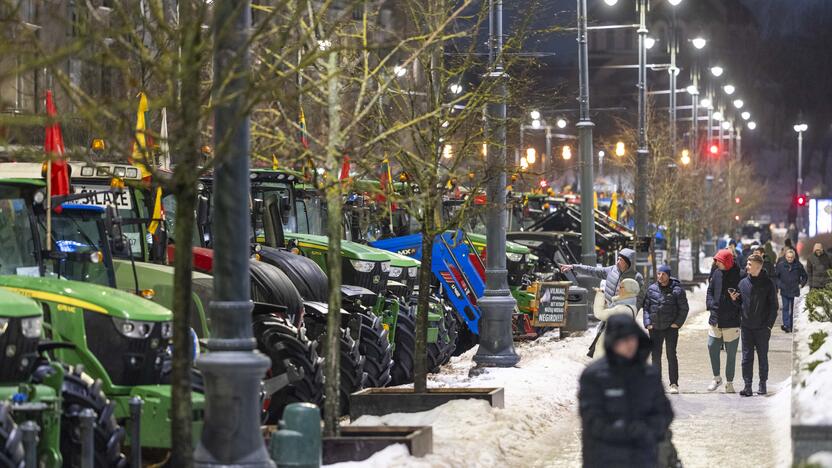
[0,288,42,318]
[285,232,391,262]
[0,275,172,322]
[386,250,420,268]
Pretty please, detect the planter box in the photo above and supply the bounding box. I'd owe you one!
[349,387,504,419]
[322,425,432,465]
[792,425,832,464]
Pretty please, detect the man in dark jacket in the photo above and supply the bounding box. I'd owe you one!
[774,249,807,333]
[705,249,742,393]
[579,314,674,468]
[733,254,779,396]
[807,243,832,290]
[754,246,775,278]
[643,264,689,394]
[562,248,645,309]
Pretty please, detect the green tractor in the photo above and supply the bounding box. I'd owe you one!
[0,176,199,454]
[0,287,128,467]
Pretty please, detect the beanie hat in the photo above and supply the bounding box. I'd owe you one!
[815,243,824,253]
[713,249,735,270]
[620,278,640,295]
[658,264,672,275]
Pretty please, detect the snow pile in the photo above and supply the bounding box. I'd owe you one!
[767,377,793,467]
[808,451,832,467]
[331,331,594,467]
[793,295,832,425]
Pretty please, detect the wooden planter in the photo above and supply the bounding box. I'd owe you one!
[322,426,432,465]
[349,387,505,419]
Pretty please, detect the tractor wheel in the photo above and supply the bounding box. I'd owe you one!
[426,314,447,373]
[33,364,126,468]
[253,311,324,424]
[250,260,305,327]
[357,313,393,388]
[390,305,416,385]
[452,315,478,356]
[0,403,24,468]
[438,304,459,366]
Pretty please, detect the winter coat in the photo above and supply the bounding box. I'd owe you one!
[579,314,674,468]
[591,293,640,358]
[762,260,775,278]
[735,270,778,330]
[774,260,808,298]
[573,248,645,309]
[807,252,832,289]
[643,278,689,330]
[706,264,742,328]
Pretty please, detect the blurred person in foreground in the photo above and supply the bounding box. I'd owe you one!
[579,314,675,468]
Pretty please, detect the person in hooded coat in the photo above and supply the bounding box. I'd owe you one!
[579,314,674,468]
[807,243,832,290]
[562,248,645,308]
[774,248,807,333]
[643,264,689,394]
[589,278,641,358]
[733,254,779,396]
[705,249,742,393]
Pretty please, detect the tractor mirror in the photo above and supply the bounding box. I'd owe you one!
[279,195,291,216]
[252,198,264,215]
[196,195,209,227]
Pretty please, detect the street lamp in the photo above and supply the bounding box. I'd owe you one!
[794,123,808,232]
[393,65,407,77]
[603,0,618,5]
[520,156,529,170]
[712,111,723,121]
[667,0,682,5]
[721,120,732,130]
[741,111,751,120]
[710,66,724,77]
[686,85,698,95]
[562,145,572,160]
[723,84,736,95]
[691,37,707,49]
[530,110,541,120]
[680,149,691,165]
[615,141,626,157]
[526,147,537,164]
[747,121,757,130]
[442,144,453,159]
[450,83,463,94]
[556,118,567,129]
[645,36,656,49]
[531,119,541,129]
[700,97,712,109]
[733,99,744,109]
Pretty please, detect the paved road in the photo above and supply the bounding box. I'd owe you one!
[536,290,793,468]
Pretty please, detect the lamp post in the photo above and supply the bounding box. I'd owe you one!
[635,0,649,259]
[794,123,808,232]
[575,0,596,265]
[195,0,274,466]
[473,0,520,368]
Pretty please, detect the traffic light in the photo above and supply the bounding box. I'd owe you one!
[797,194,808,207]
[734,196,741,204]
[709,143,719,156]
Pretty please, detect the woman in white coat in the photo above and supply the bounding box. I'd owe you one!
[589,278,641,359]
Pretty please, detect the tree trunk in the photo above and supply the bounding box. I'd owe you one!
[413,202,436,393]
[323,45,343,438]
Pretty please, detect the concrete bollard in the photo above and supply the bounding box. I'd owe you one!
[269,403,321,468]
[21,420,39,468]
[79,408,96,468]
[129,396,143,467]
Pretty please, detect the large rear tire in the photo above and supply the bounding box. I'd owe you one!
[253,311,324,424]
[33,365,126,468]
[357,313,393,388]
[452,314,478,356]
[303,314,366,415]
[390,306,416,385]
[427,301,458,370]
[0,403,23,468]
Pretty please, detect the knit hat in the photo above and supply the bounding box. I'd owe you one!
[815,243,824,253]
[658,264,672,275]
[620,278,640,295]
[713,249,735,270]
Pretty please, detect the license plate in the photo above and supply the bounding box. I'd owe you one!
[72,185,133,210]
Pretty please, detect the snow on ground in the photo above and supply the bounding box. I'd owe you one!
[793,294,832,425]
[327,330,594,468]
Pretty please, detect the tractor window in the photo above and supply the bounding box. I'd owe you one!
[0,198,39,275]
[295,190,327,236]
[40,211,112,287]
[161,194,205,246]
[70,184,145,257]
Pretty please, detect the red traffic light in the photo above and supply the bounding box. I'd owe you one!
[709,144,719,156]
[797,194,808,207]
[734,196,741,204]
[539,179,548,188]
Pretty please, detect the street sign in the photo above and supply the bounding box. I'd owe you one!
[534,281,570,327]
[72,184,133,210]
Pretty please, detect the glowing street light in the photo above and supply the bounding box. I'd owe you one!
[691,37,707,49]
[723,84,736,95]
[733,99,744,109]
[482,143,488,157]
[556,118,567,129]
[531,119,541,129]
[700,97,712,109]
[794,123,808,133]
[603,0,618,6]
[680,149,691,165]
[747,121,757,130]
[710,66,724,77]
[393,65,407,77]
[615,141,626,157]
[686,85,698,95]
[712,111,724,121]
[530,110,541,120]
[598,150,605,158]
[645,37,656,50]
[721,120,732,130]
[520,156,529,170]
[450,83,463,94]
[562,145,572,160]
[526,147,537,164]
[667,0,682,6]
[442,144,453,159]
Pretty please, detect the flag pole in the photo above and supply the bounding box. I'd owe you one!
[46,153,52,252]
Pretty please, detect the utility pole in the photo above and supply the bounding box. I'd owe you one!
[668,11,679,275]
[635,0,649,258]
[576,0,596,266]
[195,1,274,466]
[473,0,520,368]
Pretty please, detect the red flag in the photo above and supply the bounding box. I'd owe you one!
[376,158,390,203]
[339,154,351,180]
[44,90,69,197]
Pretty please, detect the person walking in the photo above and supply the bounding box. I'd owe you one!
[734,254,778,396]
[705,249,742,393]
[562,248,645,308]
[774,248,807,333]
[579,314,674,468]
[807,243,832,291]
[643,265,689,394]
[588,278,641,358]
[754,246,775,278]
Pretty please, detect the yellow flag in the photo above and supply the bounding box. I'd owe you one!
[148,186,164,235]
[131,92,152,178]
[272,155,279,170]
[610,191,619,220]
[593,191,598,210]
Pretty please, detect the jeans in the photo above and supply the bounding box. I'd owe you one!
[650,327,680,385]
[707,333,739,382]
[781,295,795,330]
[741,327,771,385]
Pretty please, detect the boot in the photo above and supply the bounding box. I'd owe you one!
[725,382,735,393]
[739,384,754,397]
[758,381,767,395]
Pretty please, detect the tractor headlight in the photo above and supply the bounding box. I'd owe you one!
[506,252,524,262]
[408,267,418,278]
[160,322,173,339]
[112,317,154,339]
[350,260,375,273]
[388,266,403,279]
[380,261,390,273]
[20,316,42,338]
